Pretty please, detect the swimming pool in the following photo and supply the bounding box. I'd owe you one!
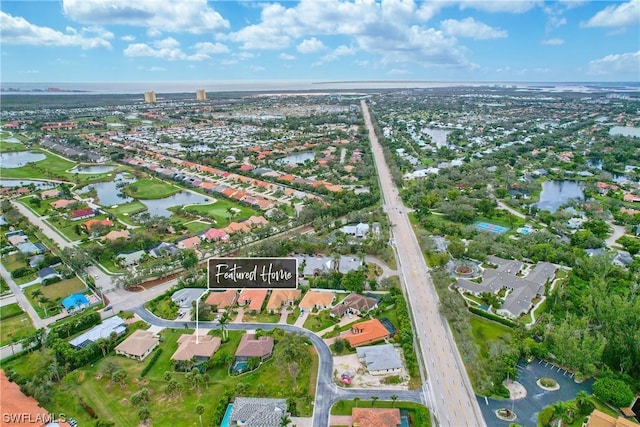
[220,403,233,427]
[232,361,248,373]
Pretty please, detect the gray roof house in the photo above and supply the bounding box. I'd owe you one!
[38,267,60,282]
[613,250,634,268]
[294,255,334,277]
[148,242,179,258]
[116,250,146,267]
[456,257,557,319]
[171,288,207,309]
[340,222,370,238]
[356,344,403,376]
[337,256,363,274]
[228,397,288,427]
[69,316,126,349]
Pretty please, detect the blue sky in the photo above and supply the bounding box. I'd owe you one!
[1,0,639,82]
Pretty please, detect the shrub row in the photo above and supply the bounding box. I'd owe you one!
[468,306,517,328]
[393,291,420,383]
[140,348,163,378]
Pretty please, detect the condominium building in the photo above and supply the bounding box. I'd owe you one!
[196,89,207,101]
[144,91,157,103]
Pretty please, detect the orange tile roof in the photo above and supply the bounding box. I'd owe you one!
[83,218,113,231]
[352,408,401,427]
[299,290,335,310]
[343,319,391,347]
[205,290,238,308]
[237,289,268,311]
[266,289,301,311]
[0,370,55,426]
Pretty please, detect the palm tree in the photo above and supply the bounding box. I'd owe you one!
[371,396,379,407]
[195,403,205,427]
[353,397,360,408]
[390,394,398,407]
[138,406,150,422]
[575,391,590,413]
[163,371,172,382]
[218,311,231,341]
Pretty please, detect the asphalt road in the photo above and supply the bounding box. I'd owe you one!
[133,307,422,426]
[361,100,486,427]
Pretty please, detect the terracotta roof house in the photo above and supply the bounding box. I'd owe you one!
[83,218,113,232]
[205,290,238,310]
[1,370,69,427]
[254,198,274,210]
[234,333,274,362]
[171,334,221,363]
[222,188,237,198]
[40,188,61,199]
[246,215,269,228]
[102,229,131,241]
[225,221,251,234]
[7,234,28,246]
[115,329,159,361]
[343,319,392,347]
[51,199,77,209]
[177,236,201,250]
[299,290,336,311]
[331,293,379,318]
[266,289,301,312]
[201,228,229,241]
[586,409,638,427]
[623,193,640,203]
[70,207,96,220]
[228,397,288,427]
[237,289,268,312]
[352,408,401,427]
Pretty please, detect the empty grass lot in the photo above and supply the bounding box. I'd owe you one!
[0,303,35,346]
[470,314,513,357]
[124,178,180,199]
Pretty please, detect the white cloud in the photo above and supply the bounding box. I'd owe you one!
[0,12,112,49]
[588,50,640,75]
[388,68,410,75]
[582,0,640,27]
[541,38,564,45]
[297,37,326,54]
[147,28,162,38]
[279,53,295,60]
[355,59,369,67]
[121,35,136,42]
[153,37,180,49]
[458,1,538,14]
[220,59,238,66]
[192,42,229,55]
[224,0,472,69]
[440,17,507,39]
[320,45,357,63]
[250,65,265,72]
[63,0,229,34]
[25,69,40,74]
[137,66,165,72]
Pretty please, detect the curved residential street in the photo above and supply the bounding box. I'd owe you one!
[362,100,487,427]
[132,308,422,427]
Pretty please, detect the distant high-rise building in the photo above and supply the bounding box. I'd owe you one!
[196,89,207,101]
[144,91,157,103]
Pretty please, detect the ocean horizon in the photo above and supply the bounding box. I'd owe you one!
[1,80,639,95]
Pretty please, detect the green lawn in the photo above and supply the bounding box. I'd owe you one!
[14,272,38,285]
[106,201,148,216]
[241,311,281,323]
[331,400,431,426]
[184,199,257,227]
[184,221,212,234]
[0,150,76,181]
[19,196,55,216]
[303,310,338,332]
[25,277,88,317]
[0,141,26,152]
[45,217,82,241]
[0,304,35,347]
[124,178,180,199]
[469,314,513,356]
[1,253,26,272]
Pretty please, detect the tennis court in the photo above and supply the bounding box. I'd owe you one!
[475,221,509,234]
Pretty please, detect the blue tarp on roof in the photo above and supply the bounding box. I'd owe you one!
[61,293,89,310]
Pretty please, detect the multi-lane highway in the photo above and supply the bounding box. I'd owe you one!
[362,100,486,427]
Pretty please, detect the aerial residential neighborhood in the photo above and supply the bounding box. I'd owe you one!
[1,2,640,424]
